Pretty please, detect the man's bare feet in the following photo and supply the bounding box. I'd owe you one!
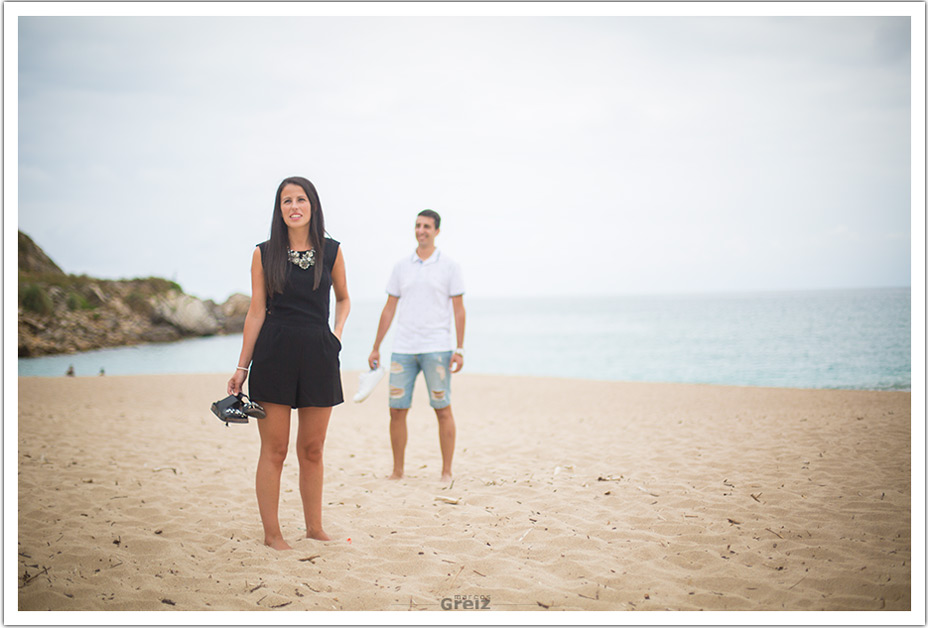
[306,528,331,541]
[265,536,292,551]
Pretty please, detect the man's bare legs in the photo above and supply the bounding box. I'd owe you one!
[389,407,408,479]
[388,405,455,482]
[296,406,332,541]
[435,405,456,482]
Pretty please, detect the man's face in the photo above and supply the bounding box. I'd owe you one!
[415,215,439,247]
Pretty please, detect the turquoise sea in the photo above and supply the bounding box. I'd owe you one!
[18,287,911,391]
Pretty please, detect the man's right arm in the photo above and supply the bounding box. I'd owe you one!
[368,295,399,369]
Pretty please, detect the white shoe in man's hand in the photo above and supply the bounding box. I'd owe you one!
[353,364,386,403]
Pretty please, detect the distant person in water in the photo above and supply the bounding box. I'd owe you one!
[66,365,75,377]
[228,176,350,550]
[367,210,465,483]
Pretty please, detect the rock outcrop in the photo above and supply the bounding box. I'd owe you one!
[19,231,65,275]
[18,231,248,357]
[151,292,221,336]
[220,293,251,333]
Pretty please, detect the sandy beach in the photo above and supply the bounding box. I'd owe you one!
[16,372,911,613]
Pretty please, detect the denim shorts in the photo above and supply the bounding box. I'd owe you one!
[389,351,453,409]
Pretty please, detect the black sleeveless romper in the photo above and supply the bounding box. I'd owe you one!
[248,238,344,408]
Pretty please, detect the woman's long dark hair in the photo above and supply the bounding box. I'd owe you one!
[264,176,326,295]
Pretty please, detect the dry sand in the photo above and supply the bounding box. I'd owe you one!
[16,372,911,613]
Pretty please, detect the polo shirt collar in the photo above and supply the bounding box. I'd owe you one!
[411,249,441,265]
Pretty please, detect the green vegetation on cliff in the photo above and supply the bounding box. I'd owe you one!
[17,231,248,357]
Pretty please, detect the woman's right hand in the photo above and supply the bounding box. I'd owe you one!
[228,369,247,395]
[368,350,380,370]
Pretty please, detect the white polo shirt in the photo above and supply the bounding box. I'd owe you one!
[386,249,465,354]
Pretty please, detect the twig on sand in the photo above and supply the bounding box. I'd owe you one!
[249,582,266,593]
[270,601,292,608]
[765,528,784,539]
[750,493,762,502]
[152,467,177,474]
[298,555,321,563]
[447,565,465,591]
[20,566,49,587]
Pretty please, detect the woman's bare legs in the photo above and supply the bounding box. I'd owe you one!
[255,401,292,550]
[296,406,332,541]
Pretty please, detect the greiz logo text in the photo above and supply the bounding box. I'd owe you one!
[440,594,491,610]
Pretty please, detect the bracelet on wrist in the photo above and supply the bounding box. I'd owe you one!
[236,366,249,372]
[454,347,465,357]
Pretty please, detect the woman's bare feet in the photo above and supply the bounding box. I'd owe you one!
[306,528,331,541]
[265,536,292,551]
[388,471,404,480]
[441,472,453,483]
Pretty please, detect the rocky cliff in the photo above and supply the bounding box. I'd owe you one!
[18,231,250,357]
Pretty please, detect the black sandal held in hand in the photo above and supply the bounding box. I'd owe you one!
[241,394,266,419]
[211,393,266,425]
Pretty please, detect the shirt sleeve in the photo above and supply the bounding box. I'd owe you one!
[448,260,465,297]
[385,261,402,297]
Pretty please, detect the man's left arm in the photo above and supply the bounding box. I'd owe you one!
[451,294,466,373]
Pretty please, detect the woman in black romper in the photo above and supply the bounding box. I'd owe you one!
[228,176,350,550]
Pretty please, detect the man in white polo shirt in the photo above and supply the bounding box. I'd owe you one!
[368,209,466,483]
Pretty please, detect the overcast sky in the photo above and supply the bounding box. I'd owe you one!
[13,6,915,303]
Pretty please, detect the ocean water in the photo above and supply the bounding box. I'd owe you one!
[18,288,911,391]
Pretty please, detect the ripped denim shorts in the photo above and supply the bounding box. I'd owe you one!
[388,351,453,409]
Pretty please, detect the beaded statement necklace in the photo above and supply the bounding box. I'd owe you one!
[287,248,316,270]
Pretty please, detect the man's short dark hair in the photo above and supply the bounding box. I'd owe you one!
[418,209,441,229]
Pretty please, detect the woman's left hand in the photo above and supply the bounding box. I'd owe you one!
[228,369,247,395]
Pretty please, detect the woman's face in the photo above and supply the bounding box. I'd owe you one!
[280,183,312,229]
